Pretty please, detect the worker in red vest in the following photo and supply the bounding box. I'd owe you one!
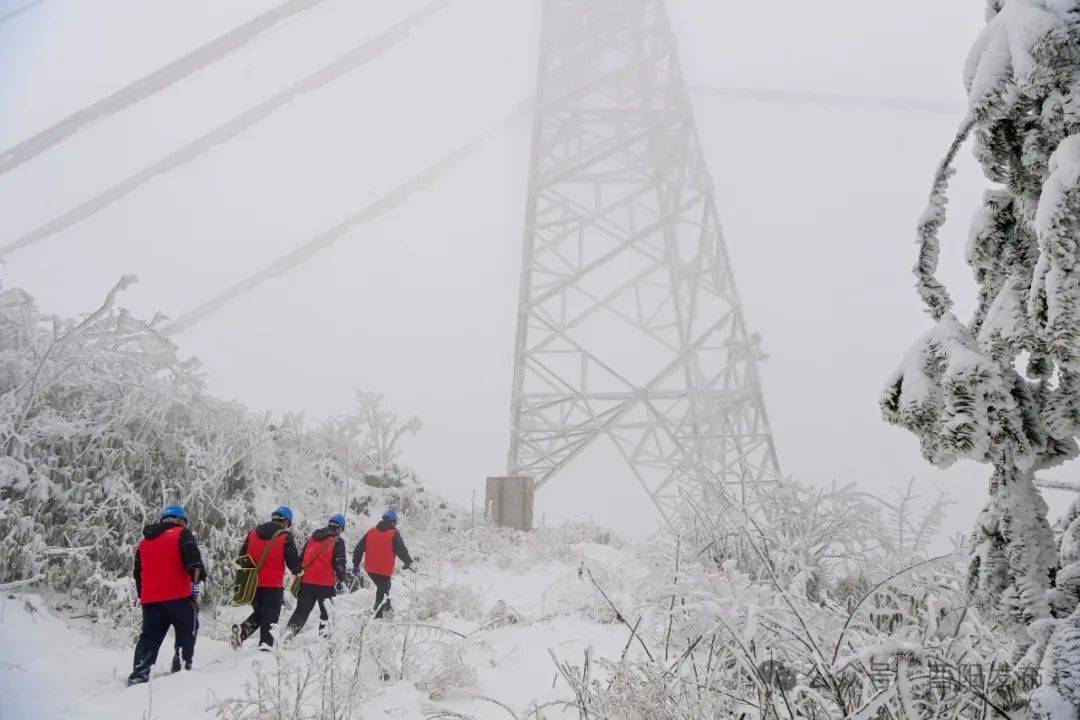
[230,506,301,649]
[128,504,205,686]
[285,514,348,637]
[352,508,413,619]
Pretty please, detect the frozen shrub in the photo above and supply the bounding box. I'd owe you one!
[481,600,527,630]
[214,633,370,720]
[365,622,476,698]
[410,581,483,621]
[0,277,263,625]
[541,561,651,624]
[414,646,478,699]
[550,521,621,547]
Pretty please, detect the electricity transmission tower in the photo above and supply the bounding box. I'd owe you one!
[507,0,781,521]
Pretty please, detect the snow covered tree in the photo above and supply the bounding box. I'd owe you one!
[351,390,422,475]
[263,391,431,529]
[0,277,269,621]
[882,0,1080,712]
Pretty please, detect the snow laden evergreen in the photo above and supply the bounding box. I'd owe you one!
[881,0,1080,713]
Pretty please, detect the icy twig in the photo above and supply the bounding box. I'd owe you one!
[0,575,43,590]
[580,564,655,663]
[914,118,975,320]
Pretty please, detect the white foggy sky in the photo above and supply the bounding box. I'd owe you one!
[2,0,1072,537]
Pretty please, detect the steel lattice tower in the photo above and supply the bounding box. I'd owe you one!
[507,0,781,521]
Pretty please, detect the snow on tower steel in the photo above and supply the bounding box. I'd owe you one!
[507,0,781,522]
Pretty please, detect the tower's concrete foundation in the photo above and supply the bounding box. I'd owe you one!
[485,476,534,531]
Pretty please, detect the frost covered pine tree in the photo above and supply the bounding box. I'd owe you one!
[880,0,1080,714]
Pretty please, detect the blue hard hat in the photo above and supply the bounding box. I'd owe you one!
[329,513,346,527]
[161,504,187,521]
[382,508,398,522]
[272,506,294,523]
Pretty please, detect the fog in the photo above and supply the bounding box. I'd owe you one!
[3,0,1070,539]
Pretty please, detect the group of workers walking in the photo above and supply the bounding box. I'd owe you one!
[127,504,413,686]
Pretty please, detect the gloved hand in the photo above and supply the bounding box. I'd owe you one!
[191,580,204,597]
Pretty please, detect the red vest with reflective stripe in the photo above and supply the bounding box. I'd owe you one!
[364,527,396,576]
[138,526,191,604]
[301,537,337,586]
[247,529,287,588]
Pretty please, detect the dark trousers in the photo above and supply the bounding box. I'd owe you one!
[130,598,197,680]
[173,601,199,663]
[368,573,392,618]
[239,587,284,647]
[286,584,334,634]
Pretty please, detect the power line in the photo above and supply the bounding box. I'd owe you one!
[0,0,452,259]
[165,104,525,335]
[692,85,966,116]
[0,0,330,176]
[0,0,46,27]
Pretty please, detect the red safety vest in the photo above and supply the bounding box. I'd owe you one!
[301,537,338,586]
[247,529,287,588]
[138,526,192,604]
[364,527,397,576]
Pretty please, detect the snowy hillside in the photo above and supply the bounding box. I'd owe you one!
[2,528,641,719]
[0,276,1032,720]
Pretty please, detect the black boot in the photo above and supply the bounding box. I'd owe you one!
[230,624,243,650]
[127,673,149,686]
[171,648,182,673]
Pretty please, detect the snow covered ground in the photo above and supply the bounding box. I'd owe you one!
[0,533,642,719]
